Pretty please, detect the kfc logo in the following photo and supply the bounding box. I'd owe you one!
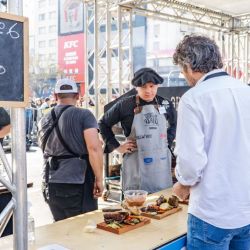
[64,40,78,49]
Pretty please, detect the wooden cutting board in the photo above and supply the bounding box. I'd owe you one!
[141,206,182,220]
[97,217,151,234]
[178,200,189,205]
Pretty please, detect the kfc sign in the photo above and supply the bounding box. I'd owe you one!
[64,40,79,49]
[58,33,85,83]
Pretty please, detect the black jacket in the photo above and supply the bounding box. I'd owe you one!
[99,95,176,153]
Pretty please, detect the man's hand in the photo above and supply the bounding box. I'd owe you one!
[173,182,190,201]
[93,179,104,199]
[116,140,137,154]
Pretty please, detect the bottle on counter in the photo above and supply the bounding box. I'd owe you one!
[28,202,35,243]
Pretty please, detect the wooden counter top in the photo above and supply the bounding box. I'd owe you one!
[0,188,188,250]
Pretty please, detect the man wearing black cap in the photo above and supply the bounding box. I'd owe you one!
[99,67,176,193]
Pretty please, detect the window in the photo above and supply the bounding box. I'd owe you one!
[38,0,46,8]
[38,13,45,21]
[49,39,56,47]
[39,54,46,61]
[49,25,56,33]
[39,27,46,34]
[38,41,46,48]
[49,11,56,20]
[49,53,56,61]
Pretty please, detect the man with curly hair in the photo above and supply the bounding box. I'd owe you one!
[173,35,250,249]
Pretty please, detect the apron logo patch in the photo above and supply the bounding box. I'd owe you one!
[144,157,153,164]
[144,113,158,126]
[136,134,152,140]
[160,157,167,160]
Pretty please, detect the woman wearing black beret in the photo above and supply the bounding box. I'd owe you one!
[99,67,176,193]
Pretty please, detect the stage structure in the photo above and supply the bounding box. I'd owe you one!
[84,0,250,120]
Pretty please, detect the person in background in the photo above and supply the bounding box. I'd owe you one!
[40,97,50,110]
[172,34,250,249]
[38,78,104,221]
[99,67,176,193]
[35,98,43,122]
[50,97,57,108]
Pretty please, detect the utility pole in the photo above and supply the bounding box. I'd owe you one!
[7,1,28,250]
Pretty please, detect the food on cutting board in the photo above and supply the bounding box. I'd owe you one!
[102,208,122,213]
[141,195,179,214]
[167,195,179,208]
[102,211,144,228]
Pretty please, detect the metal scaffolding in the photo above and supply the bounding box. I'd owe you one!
[84,0,250,167]
[84,0,250,119]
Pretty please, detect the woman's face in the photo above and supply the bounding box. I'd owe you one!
[137,82,158,102]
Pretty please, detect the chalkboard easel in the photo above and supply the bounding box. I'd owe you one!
[0,12,28,107]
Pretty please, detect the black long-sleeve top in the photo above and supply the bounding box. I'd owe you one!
[99,95,177,153]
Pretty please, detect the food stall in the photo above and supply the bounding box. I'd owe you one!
[0,188,188,250]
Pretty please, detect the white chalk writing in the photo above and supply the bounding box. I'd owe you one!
[0,22,19,39]
[0,65,6,75]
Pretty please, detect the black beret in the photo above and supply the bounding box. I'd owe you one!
[131,67,164,87]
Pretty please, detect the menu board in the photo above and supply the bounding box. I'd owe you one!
[0,12,28,107]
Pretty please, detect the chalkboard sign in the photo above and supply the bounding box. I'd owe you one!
[0,12,28,107]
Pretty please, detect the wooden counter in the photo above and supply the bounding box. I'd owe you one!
[0,189,188,250]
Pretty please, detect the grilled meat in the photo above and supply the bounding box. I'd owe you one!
[156,195,167,206]
[168,195,179,208]
[103,211,129,224]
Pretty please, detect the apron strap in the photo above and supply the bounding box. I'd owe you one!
[134,95,142,114]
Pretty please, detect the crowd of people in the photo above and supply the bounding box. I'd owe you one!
[1,35,250,249]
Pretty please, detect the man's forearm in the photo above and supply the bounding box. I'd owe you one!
[88,147,103,181]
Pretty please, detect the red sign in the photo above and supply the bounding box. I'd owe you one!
[58,33,85,85]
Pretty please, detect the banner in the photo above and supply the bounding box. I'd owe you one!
[58,0,84,35]
[58,33,85,84]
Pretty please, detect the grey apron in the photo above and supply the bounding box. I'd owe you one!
[122,97,173,193]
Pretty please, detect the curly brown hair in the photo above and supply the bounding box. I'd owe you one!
[173,35,223,73]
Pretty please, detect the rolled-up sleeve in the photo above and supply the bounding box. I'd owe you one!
[174,98,208,186]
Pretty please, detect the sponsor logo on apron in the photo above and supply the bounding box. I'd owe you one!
[144,157,153,165]
[136,134,152,140]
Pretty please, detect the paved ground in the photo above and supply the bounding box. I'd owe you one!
[3,146,116,228]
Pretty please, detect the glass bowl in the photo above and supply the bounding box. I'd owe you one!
[124,190,148,207]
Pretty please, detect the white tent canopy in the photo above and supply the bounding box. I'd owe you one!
[187,0,250,16]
